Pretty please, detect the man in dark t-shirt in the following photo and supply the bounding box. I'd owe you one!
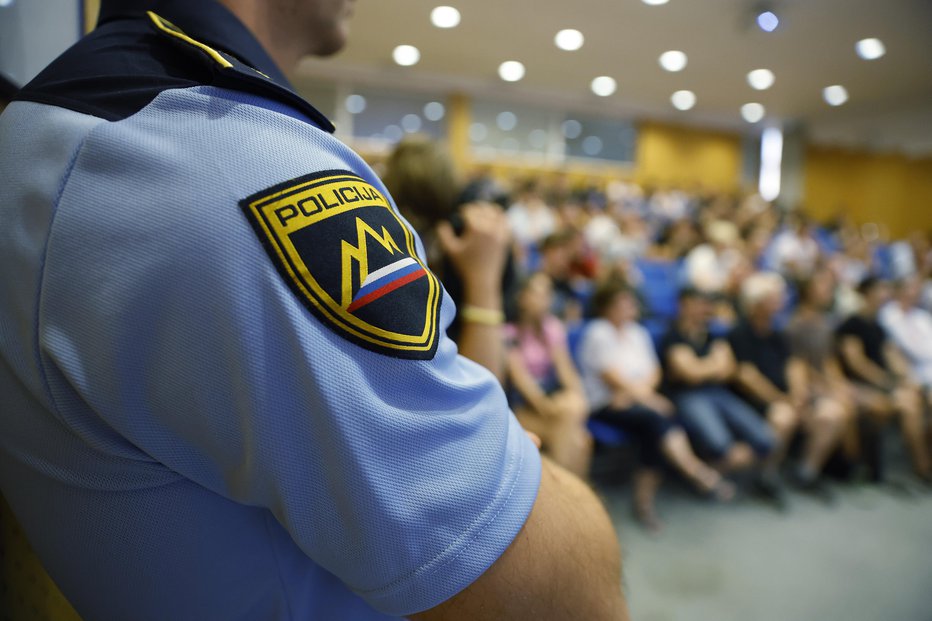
[836,277,930,481]
[729,273,848,498]
[660,288,777,498]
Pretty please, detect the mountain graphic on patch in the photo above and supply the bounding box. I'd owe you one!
[241,170,442,360]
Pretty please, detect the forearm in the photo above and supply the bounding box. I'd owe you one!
[734,365,787,403]
[457,283,505,381]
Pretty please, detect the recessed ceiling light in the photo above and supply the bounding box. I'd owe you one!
[497,111,518,131]
[582,136,603,156]
[498,60,525,82]
[823,85,849,106]
[591,76,617,97]
[402,114,422,133]
[555,29,585,51]
[747,69,775,90]
[392,45,420,66]
[741,102,765,123]
[469,122,488,142]
[671,90,696,111]
[562,119,583,139]
[345,94,367,114]
[423,101,445,121]
[757,11,779,32]
[659,50,687,72]
[430,6,461,29]
[0,0,14,7]
[642,0,669,5]
[856,38,885,60]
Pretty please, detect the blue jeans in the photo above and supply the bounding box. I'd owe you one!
[674,386,775,459]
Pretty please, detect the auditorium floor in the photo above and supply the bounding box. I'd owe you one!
[598,463,932,621]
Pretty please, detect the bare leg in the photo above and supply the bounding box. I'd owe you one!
[764,402,799,472]
[632,468,663,532]
[660,429,735,500]
[894,387,931,479]
[716,442,755,473]
[800,398,848,475]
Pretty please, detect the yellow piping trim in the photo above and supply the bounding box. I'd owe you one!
[147,11,233,69]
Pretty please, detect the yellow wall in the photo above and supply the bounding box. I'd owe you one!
[635,122,743,192]
[804,147,932,238]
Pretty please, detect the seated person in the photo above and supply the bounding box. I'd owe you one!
[660,288,779,500]
[578,280,734,531]
[730,272,849,499]
[382,137,513,380]
[504,273,592,478]
[786,269,864,475]
[880,275,932,399]
[838,277,931,482]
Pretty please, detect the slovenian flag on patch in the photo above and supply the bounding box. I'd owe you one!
[347,257,428,313]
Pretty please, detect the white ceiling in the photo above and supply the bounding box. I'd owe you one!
[296,0,932,155]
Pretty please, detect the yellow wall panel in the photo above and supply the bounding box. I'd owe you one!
[635,122,742,192]
[804,147,932,238]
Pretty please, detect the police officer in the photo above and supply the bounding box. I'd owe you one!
[0,1,628,619]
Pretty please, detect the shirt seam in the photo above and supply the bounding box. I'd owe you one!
[33,133,94,428]
[359,435,529,601]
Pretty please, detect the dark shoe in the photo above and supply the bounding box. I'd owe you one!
[795,476,838,506]
[754,472,789,512]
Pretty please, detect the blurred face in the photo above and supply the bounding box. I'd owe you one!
[753,290,784,320]
[519,274,553,320]
[281,0,356,57]
[863,282,891,313]
[896,277,921,307]
[806,271,836,310]
[605,291,639,325]
[679,295,712,325]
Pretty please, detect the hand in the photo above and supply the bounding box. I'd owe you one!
[435,202,510,295]
[643,394,675,417]
[525,430,542,449]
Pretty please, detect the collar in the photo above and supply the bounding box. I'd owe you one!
[99,0,289,87]
[98,0,335,132]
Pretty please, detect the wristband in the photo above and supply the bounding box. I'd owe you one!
[460,305,505,326]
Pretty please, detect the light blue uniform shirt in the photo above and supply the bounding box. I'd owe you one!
[0,4,540,619]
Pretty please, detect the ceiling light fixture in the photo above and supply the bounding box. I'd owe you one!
[823,85,849,106]
[741,102,765,123]
[671,90,696,111]
[392,45,420,66]
[430,6,461,29]
[747,68,775,90]
[498,60,526,82]
[345,94,367,114]
[555,29,584,51]
[855,38,885,60]
[659,50,687,72]
[642,0,669,5]
[423,101,445,121]
[757,11,779,32]
[591,76,617,97]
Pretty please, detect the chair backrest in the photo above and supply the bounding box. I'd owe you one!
[1,495,83,621]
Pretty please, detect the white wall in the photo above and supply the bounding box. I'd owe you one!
[0,0,82,87]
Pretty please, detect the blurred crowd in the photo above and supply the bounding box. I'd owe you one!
[380,136,932,531]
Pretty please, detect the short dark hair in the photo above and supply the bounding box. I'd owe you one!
[857,276,884,296]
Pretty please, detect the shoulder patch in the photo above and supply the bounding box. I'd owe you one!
[241,171,442,360]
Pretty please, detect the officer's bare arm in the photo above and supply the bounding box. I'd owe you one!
[410,457,629,620]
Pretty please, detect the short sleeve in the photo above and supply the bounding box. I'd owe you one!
[37,89,542,617]
[579,320,616,373]
[543,315,568,352]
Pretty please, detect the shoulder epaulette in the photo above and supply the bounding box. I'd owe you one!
[147,11,335,133]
